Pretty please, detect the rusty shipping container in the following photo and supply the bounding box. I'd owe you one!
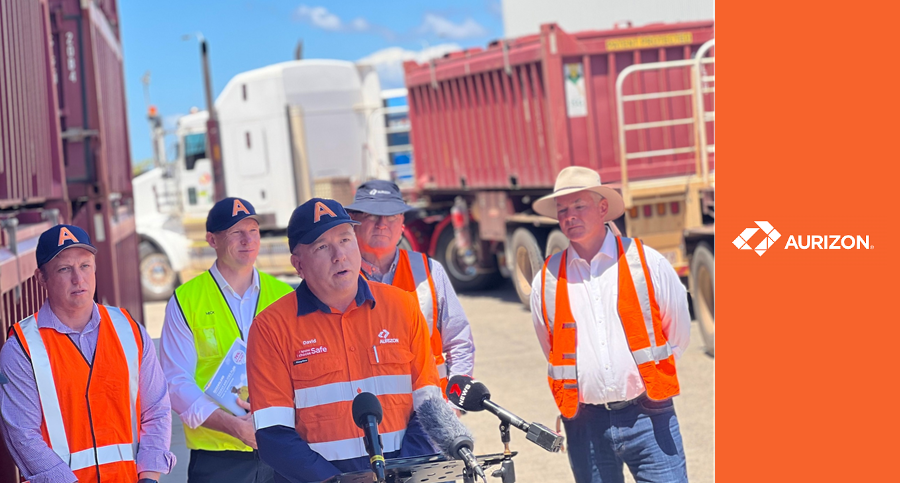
[403,21,715,191]
[49,0,133,197]
[1,1,142,480]
[0,0,67,207]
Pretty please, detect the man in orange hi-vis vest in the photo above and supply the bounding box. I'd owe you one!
[529,167,692,483]
[0,224,175,483]
[247,198,442,483]
[345,180,475,395]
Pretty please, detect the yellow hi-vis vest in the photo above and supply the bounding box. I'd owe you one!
[174,269,293,451]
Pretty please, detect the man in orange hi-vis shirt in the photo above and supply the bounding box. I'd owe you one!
[247,198,442,483]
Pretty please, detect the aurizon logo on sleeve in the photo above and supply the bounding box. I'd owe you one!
[733,221,872,256]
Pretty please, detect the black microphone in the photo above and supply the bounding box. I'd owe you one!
[446,375,564,453]
[352,392,386,483]
[417,397,487,482]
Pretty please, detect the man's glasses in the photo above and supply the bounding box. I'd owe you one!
[352,213,403,223]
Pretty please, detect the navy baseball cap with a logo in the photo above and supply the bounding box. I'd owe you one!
[345,179,415,216]
[36,224,98,268]
[206,197,259,233]
[288,198,360,252]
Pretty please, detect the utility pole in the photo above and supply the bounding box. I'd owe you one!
[184,32,226,201]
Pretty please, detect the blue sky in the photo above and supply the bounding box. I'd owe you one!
[120,0,503,164]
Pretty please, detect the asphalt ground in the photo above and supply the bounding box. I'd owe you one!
[145,281,714,483]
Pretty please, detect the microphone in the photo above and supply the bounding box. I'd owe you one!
[446,375,564,453]
[352,392,386,483]
[418,397,487,482]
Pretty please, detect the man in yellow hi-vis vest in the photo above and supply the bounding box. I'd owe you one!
[159,197,293,483]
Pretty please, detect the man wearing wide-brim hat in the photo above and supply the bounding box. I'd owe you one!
[530,167,692,483]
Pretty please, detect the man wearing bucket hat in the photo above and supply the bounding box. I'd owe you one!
[246,197,441,483]
[529,167,691,483]
[346,180,475,393]
[0,224,175,483]
[159,197,293,483]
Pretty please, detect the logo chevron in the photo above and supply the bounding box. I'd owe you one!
[733,221,781,256]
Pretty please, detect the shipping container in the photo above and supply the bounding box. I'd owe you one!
[0,0,67,206]
[1,0,143,478]
[404,21,715,191]
[49,0,133,197]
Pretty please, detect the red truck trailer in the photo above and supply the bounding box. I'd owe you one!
[1,0,142,480]
[402,21,715,353]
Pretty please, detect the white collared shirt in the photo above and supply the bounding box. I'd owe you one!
[530,228,691,404]
[159,262,261,428]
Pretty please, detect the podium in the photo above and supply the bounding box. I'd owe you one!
[323,453,516,483]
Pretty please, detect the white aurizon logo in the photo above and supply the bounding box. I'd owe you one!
[378,329,399,344]
[733,221,781,256]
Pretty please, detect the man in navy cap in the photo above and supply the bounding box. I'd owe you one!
[246,198,442,483]
[159,197,293,483]
[346,180,475,394]
[0,224,175,483]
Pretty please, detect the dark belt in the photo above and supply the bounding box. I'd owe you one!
[597,392,647,411]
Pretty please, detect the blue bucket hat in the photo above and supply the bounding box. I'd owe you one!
[36,224,98,268]
[288,198,360,252]
[345,180,415,216]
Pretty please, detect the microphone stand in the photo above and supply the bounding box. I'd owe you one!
[491,421,516,483]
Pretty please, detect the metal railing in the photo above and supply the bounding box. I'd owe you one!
[615,39,715,206]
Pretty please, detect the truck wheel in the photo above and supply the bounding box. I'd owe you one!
[690,243,715,356]
[510,227,546,308]
[140,241,178,302]
[545,229,569,257]
[434,223,501,292]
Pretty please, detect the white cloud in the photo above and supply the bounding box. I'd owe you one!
[350,17,369,31]
[294,5,341,30]
[293,5,370,32]
[419,14,487,39]
[357,44,462,88]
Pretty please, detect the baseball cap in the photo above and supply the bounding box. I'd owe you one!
[206,197,259,233]
[36,224,98,268]
[345,179,415,216]
[288,198,360,252]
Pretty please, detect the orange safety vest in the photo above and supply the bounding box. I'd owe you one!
[540,236,680,418]
[390,250,448,389]
[11,305,143,483]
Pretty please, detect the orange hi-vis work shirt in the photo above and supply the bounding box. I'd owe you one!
[248,275,442,463]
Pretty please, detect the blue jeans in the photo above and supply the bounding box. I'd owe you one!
[562,398,688,483]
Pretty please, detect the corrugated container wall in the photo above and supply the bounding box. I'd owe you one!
[0,0,67,207]
[49,0,132,197]
[404,21,715,191]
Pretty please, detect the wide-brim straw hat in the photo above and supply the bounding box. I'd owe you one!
[532,167,625,221]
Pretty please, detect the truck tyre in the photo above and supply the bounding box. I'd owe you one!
[545,229,569,258]
[434,223,501,292]
[140,241,178,302]
[510,227,546,308]
[690,243,715,356]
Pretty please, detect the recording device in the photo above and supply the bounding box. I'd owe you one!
[445,375,564,453]
[418,397,487,482]
[352,392,386,483]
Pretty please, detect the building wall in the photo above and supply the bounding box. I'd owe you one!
[502,0,715,37]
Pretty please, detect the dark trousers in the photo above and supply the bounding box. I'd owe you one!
[562,399,688,483]
[188,449,276,483]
